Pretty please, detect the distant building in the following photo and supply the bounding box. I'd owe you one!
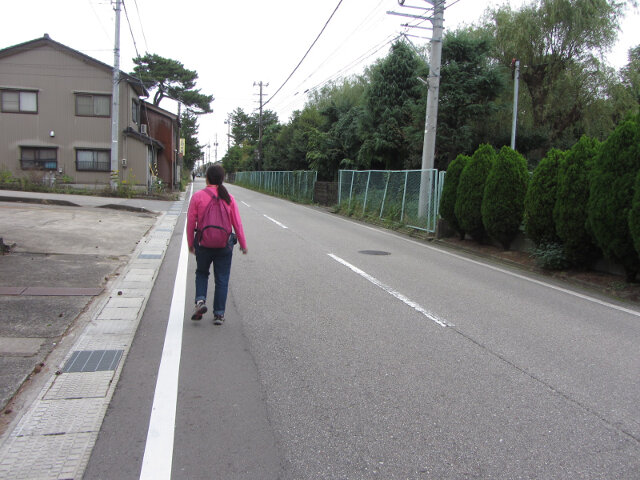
[0,34,181,191]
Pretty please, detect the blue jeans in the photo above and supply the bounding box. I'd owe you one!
[194,244,233,316]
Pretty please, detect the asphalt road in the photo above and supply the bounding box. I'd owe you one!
[85,181,640,479]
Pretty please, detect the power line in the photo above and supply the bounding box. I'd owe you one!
[264,0,345,107]
[122,0,140,58]
[132,0,149,52]
[290,0,387,93]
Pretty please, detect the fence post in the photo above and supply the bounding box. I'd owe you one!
[348,171,355,210]
[401,170,408,221]
[380,171,390,219]
[363,170,371,216]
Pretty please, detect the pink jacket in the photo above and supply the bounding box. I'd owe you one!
[187,185,247,250]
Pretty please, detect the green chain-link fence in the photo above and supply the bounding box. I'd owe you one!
[338,169,445,232]
[233,170,318,203]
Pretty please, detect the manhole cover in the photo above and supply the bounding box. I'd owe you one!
[358,250,391,256]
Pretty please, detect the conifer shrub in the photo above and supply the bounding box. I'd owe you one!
[481,146,529,249]
[439,154,470,239]
[587,115,640,282]
[455,144,496,242]
[553,136,602,267]
[629,169,640,259]
[524,148,564,246]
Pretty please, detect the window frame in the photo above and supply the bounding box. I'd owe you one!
[1,89,38,114]
[19,147,57,170]
[75,148,111,172]
[132,99,140,126]
[75,93,111,117]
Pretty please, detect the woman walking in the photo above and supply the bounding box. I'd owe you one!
[187,164,247,324]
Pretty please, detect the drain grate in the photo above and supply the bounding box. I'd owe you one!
[62,350,123,373]
[358,250,391,256]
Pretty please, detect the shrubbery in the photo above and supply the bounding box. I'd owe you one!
[455,144,496,242]
[524,148,564,246]
[482,146,529,249]
[554,136,601,266]
[587,115,640,281]
[439,154,470,239]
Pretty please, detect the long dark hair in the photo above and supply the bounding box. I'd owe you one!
[206,164,231,205]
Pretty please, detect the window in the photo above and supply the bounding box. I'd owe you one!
[20,147,57,170]
[76,149,110,171]
[132,99,140,125]
[75,94,110,117]
[1,89,38,113]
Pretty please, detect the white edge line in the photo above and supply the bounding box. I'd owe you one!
[139,186,191,479]
[264,214,288,229]
[322,212,640,319]
[241,201,251,207]
[328,253,452,328]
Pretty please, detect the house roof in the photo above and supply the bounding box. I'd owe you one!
[142,100,179,121]
[0,34,148,97]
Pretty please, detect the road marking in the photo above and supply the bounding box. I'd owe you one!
[325,213,640,318]
[328,254,452,328]
[139,189,191,479]
[241,201,251,207]
[264,214,288,229]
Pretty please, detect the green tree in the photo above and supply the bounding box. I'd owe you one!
[132,53,213,114]
[488,0,630,152]
[455,144,497,242]
[553,135,601,266]
[439,154,470,239]
[587,115,640,281]
[436,28,506,167]
[180,111,202,170]
[482,146,529,249]
[358,41,425,170]
[524,148,564,245]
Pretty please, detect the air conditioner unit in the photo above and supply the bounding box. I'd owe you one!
[121,158,127,167]
[141,124,148,135]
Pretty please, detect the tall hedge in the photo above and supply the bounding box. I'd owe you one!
[439,154,470,239]
[629,170,640,259]
[482,146,529,249]
[523,149,564,246]
[455,144,496,242]
[553,136,601,267]
[587,115,640,281]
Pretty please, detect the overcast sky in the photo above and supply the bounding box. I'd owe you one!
[2,0,638,161]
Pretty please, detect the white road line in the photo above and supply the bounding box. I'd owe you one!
[328,254,453,328]
[326,213,640,318]
[264,214,288,229]
[139,190,191,479]
[241,201,251,207]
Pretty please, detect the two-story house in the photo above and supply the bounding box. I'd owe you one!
[0,34,181,191]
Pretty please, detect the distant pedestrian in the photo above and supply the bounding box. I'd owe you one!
[187,164,247,324]
[192,171,195,182]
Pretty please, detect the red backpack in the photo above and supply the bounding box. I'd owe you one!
[195,188,232,248]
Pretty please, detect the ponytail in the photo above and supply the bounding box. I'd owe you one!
[206,164,231,205]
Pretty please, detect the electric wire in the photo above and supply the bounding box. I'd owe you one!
[122,0,140,58]
[290,0,387,93]
[264,0,345,107]
[132,0,149,53]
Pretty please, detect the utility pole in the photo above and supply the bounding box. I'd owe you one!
[511,59,520,150]
[419,0,444,218]
[389,0,445,219]
[110,0,121,190]
[214,134,219,163]
[253,81,268,171]
[224,113,232,150]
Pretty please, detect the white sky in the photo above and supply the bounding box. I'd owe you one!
[2,0,639,161]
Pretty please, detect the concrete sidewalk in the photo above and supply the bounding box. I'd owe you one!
[0,189,186,479]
